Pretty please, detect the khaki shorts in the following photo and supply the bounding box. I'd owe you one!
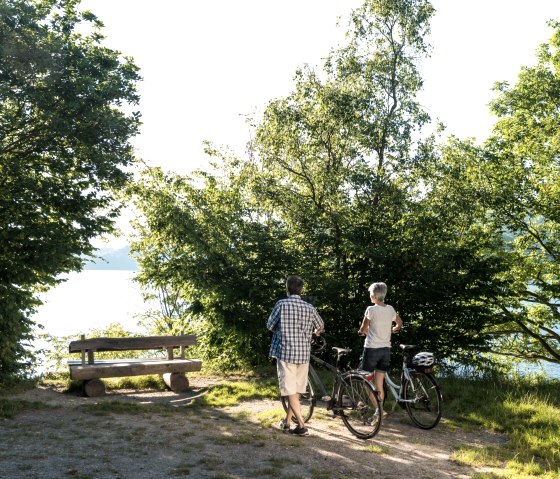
[277,360,309,396]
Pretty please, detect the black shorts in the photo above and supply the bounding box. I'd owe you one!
[360,347,391,373]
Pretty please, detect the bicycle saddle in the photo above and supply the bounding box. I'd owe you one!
[399,344,418,352]
[332,347,352,356]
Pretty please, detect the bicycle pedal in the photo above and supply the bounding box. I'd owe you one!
[321,396,332,402]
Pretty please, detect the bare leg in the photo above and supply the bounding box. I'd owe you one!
[287,393,305,428]
[283,397,294,424]
[374,371,385,410]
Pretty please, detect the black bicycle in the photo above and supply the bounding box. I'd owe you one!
[281,337,382,439]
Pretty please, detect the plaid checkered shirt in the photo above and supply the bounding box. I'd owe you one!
[267,295,324,364]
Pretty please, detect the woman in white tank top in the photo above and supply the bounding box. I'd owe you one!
[358,282,403,415]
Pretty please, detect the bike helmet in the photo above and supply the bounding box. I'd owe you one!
[412,351,435,368]
[310,335,326,353]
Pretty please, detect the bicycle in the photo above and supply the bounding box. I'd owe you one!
[365,344,442,429]
[281,336,382,439]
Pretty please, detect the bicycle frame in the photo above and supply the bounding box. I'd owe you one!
[384,359,417,405]
[309,353,341,401]
[354,343,442,430]
[310,351,374,410]
[282,346,384,439]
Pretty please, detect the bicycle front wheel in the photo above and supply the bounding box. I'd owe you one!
[403,371,442,429]
[281,375,316,424]
[339,373,382,439]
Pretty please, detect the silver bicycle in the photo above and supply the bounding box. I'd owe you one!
[368,344,442,429]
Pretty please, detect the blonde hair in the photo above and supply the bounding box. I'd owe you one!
[368,282,387,301]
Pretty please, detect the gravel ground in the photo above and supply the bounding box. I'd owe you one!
[0,378,506,479]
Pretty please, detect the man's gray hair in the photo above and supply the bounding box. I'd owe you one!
[368,282,388,301]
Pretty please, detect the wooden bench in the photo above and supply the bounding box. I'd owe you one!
[68,334,202,397]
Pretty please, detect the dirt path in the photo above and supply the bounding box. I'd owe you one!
[0,379,505,479]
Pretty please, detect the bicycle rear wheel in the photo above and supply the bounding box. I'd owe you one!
[281,375,316,424]
[403,371,442,429]
[339,373,382,439]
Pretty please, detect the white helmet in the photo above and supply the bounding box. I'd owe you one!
[412,352,435,367]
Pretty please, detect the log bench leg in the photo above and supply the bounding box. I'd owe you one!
[162,372,189,393]
[84,378,106,397]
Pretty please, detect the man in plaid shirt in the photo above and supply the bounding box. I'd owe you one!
[267,275,324,436]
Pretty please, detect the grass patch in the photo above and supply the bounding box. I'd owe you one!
[199,456,224,470]
[364,444,390,455]
[277,436,303,448]
[253,406,285,428]
[251,467,280,477]
[452,444,508,468]
[65,469,94,479]
[0,378,38,396]
[441,375,560,478]
[104,375,167,391]
[171,462,193,476]
[230,409,251,421]
[267,456,285,468]
[246,456,286,477]
[0,398,53,418]
[193,379,279,407]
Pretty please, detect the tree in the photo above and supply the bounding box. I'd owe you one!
[251,0,435,341]
[251,0,505,360]
[0,0,140,379]
[128,162,296,369]
[443,22,560,365]
[130,0,509,368]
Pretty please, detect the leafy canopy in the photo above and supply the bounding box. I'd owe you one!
[0,0,140,379]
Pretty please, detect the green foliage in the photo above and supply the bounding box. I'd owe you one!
[482,23,560,366]
[249,0,504,359]
[128,0,511,366]
[0,375,37,395]
[37,332,75,376]
[125,1,555,369]
[436,22,560,366]
[128,163,294,369]
[0,0,140,379]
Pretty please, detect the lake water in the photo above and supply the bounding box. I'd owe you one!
[33,270,148,337]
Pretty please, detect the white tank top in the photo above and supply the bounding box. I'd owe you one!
[364,304,396,349]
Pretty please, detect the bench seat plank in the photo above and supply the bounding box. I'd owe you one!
[68,358,202,380]
[68,335,197,353]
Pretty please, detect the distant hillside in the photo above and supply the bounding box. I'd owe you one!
[84,246,138,271]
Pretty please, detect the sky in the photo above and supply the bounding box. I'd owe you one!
[78,0,560,247]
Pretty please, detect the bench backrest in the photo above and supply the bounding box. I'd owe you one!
[69,334,197,353]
